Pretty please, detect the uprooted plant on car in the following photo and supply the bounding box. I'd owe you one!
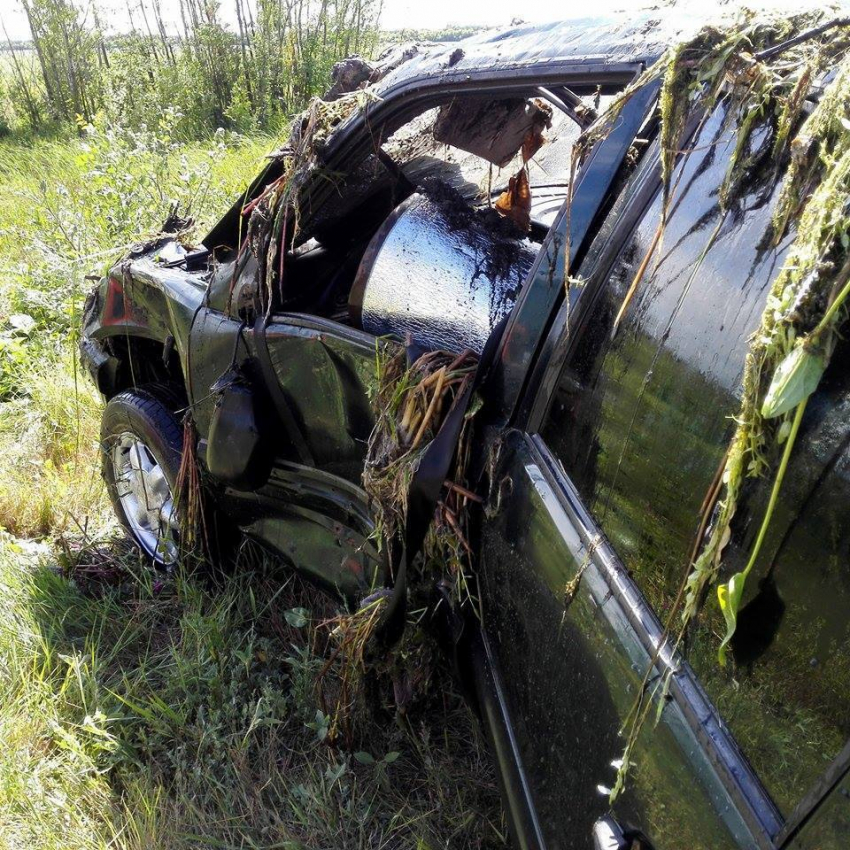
[319,344,481,740]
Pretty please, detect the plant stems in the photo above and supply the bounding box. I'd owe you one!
[814,274,850,335]
[741,397,808,581]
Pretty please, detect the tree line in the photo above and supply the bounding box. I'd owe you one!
[0,0,383,137]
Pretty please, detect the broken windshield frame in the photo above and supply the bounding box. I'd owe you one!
[203,61,642,254]
[480,76,661,433]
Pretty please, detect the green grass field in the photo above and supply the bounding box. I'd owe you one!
[0,125,505,849]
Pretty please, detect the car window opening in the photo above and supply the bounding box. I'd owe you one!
[215,88,597,355]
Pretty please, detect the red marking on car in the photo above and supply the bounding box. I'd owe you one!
[342,555,363,576]
[102,275,131,326]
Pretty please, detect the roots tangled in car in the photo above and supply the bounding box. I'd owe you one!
[365,345,479,600]
[175,413,207,557]
[241,90,379,315]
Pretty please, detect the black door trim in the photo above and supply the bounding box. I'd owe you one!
[777,738,850,847]
[485,77,662,431]
[468,627,548,850]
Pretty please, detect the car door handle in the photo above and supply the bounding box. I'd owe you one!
[593,815,654,850]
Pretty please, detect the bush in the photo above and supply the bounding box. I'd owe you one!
[3,0,382,141]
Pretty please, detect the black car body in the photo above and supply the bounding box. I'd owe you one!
[81,12,850,850]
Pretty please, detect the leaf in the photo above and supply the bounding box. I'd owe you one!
[8,314,35,334]
[325,761,347,784]
[284,607,308,628]
[383,751,400,764]
[716,571,748,666]
[354,751,374,765]
[761,345,825,419]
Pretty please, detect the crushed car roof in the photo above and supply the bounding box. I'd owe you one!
[204,9,723,249]
[369,11,713,95]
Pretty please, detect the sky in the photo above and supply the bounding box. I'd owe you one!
[379,0,625,30]
[2,0,839,43]
[0,0,630,42]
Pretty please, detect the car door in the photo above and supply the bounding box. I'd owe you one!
[204,67,649,601]
[246,312,385,595]
[187,289,384,598]
[258,313,377,486]
[474,93,850,848]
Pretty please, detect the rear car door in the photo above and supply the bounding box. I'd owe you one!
[476,94,850,848]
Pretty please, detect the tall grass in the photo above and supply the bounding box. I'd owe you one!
[0,117,272,533]
[0,539,505,848]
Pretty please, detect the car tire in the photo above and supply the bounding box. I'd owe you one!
[101,386,185,568]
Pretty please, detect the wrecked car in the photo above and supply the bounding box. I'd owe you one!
[81,10,850,850]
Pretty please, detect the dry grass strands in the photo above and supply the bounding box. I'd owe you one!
[56,533,137,592]
[364,344,479,588]
[317,345,481,739]
[174,413,208,561]
[241,90,379,315]
[317,594,389,747]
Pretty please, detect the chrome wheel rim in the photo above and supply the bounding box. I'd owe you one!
[111,432,179,565]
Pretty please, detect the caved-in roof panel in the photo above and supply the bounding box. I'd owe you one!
[369,12,712,95]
